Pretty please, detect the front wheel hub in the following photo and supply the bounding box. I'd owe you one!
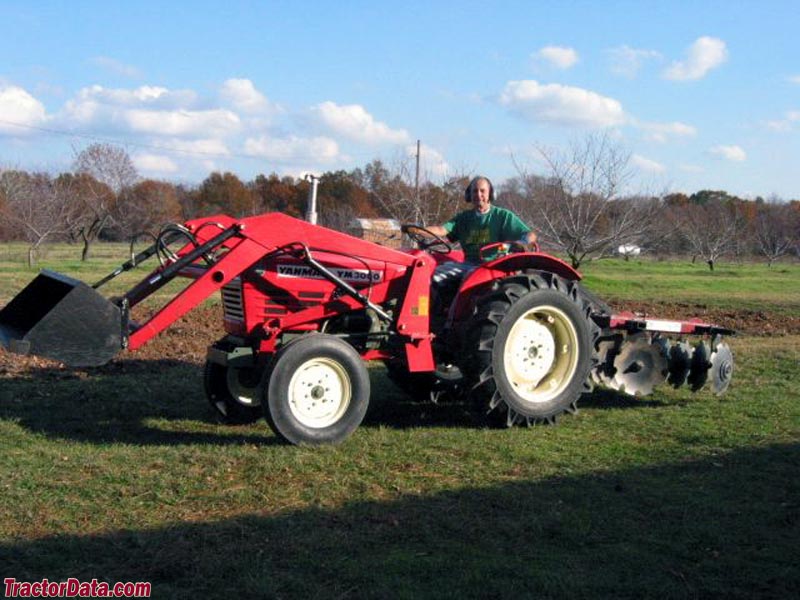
[287,358,351,428]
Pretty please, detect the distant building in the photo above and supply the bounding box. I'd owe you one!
[617,244,642,257]
[348,218,402,248]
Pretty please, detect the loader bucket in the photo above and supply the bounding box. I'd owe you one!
[0,270,123,367]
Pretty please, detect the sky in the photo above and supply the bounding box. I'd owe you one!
[1,0,799,199]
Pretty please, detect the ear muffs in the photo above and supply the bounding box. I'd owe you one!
[464,176,495,203]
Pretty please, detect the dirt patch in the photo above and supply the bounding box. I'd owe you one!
[0,302,795,378]
[609,301,800,337]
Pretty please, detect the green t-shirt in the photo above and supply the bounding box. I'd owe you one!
[443,205,531,262]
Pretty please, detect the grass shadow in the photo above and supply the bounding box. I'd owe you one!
[0,357,279,447]
[2,443,797,598]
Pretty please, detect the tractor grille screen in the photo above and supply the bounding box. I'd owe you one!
[221,280,244,321]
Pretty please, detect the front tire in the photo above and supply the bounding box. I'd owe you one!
[262,334,370,445]
[465,273,598,426]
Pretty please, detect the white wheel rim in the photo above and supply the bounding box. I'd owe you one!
[287,357,351,428]
[503,305,580,404]
[226,367,258,406]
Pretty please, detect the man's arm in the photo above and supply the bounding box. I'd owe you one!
[426,225,449,237]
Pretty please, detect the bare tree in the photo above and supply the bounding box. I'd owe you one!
[72,143,138,194]
[752,198,797,266]
[359,159,465,227]
[675,199,742,270]
[510,133,662,268]
[0,170,74,266]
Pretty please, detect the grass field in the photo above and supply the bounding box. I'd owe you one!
[1,243,798,598]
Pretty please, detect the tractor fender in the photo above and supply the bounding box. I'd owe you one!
[449,253,581,322]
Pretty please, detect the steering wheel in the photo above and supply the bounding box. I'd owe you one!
[401,224,454,254]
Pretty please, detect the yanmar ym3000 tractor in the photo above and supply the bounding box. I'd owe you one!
[0,213,734,445]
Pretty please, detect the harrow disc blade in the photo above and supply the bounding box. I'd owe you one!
[709,340,734,395]
[687,340,711,392]
[592,337,621,387]
[667,341,693,388]
[611,334,668,396]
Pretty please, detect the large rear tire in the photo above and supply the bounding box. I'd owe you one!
[465,272,598,426]
[262,334,370,445]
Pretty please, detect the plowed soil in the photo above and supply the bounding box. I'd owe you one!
[0,302,796,377]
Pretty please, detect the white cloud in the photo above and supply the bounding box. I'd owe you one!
[159,138,231,156]
[499,80,626,128]
[663,36,728,81]
[638,120,697,143]
[788,75,800,84]
[133,153,178,174]
[311,101,409,145]
[608,45,661,78]
[766,111,800,132]
[220,78,278,115]
[244,134,340,162]
[71,84,197,108]
[0,85,48,135]
[90,56,142,79]
[123,108,241,137]
[709,144,746,162]
[533,46,579,69]
[631,154,666,173]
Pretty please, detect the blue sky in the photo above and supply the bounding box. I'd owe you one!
[1,0,799,198]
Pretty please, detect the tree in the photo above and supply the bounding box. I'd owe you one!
[197,172,254,217]
[250,173,304,217]
[112,180,183,240]
[751,198,798,266]
[357,159,463,226]
[72,143,139,194]
[0,170,74,265]
[510,133,662,268]
[70,144,139,260]
[58,172,116,261]
[675,199,742,270]
[315,170,375,231]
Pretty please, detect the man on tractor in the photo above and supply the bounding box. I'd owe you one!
[427,175,538,262]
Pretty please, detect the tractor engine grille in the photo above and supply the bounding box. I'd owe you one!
[221,279,245,321]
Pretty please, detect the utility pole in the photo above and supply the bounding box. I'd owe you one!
[414,139,421,223]
[304,173,320,225]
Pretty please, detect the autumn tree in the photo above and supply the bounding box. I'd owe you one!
[197,172,254,217]
[250,173,304,217]
[70,143,139,259]
[112,180,183,240]
[314,170,375,231]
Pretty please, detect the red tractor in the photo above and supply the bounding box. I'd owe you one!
[0,213,734,445]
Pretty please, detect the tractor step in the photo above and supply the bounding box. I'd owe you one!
[0,270,125,367]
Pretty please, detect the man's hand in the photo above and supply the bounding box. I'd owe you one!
[509,241,535,253]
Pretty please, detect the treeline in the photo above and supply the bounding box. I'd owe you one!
[1,141,799,269]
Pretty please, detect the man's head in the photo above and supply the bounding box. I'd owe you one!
[465,176,494,214]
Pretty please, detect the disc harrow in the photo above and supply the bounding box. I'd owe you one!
[591,313,734,397]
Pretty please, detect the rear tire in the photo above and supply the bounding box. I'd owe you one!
[465,272,598,426]
[262,334,370,445]
[204,359,262,425]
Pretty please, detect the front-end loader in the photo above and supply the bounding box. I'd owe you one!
[0,213,734,444]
